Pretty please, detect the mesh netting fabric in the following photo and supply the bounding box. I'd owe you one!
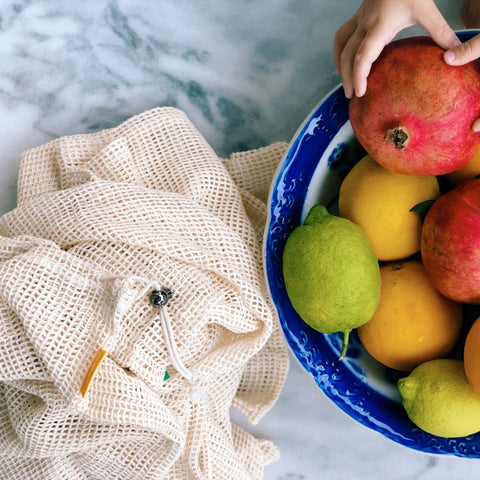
[0,107,290,479]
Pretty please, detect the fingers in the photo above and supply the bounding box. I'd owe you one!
[338,28,366,98]
[417,1,461,51]
[334,19,357,74]
[351,28,396,97]
[335,0,467,101]
[334,17,392,99]
[444,34,480,66]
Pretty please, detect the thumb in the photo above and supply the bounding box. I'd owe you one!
[444,35,480,66]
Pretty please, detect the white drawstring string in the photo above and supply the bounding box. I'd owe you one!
[157,300,196,385]
[80,274,200,399]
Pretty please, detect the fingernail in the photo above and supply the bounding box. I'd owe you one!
[356,85,366,97]
[444,50,456,64]
[472,118,480,132]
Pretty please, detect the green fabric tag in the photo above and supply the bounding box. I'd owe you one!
[163,370,170,381]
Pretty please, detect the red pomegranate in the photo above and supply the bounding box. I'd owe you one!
[421,179,480,303]
[349,36,480,176]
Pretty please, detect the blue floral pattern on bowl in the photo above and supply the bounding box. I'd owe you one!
[264,30,480,457]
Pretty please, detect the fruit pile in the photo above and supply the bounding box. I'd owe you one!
[283,36,480,438]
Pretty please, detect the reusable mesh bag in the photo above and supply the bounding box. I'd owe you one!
[0,107,290,480]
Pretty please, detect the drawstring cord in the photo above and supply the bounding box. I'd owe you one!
[149,288,196,386]
[79,275,198,398]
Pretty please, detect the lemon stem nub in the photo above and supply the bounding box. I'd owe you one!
[339,330,350,360]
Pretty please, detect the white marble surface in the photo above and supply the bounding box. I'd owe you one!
[1,0,480,478]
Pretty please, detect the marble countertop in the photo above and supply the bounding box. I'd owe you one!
[2,0,480,478]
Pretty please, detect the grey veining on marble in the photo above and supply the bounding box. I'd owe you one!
[0,0,352,214]
[1,0,479,479]
[1,1,336,147]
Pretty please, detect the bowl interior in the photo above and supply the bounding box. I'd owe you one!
[264,30,480,457]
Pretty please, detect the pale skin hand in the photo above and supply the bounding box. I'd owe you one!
[334,0,461,99]
[335,0,480,131]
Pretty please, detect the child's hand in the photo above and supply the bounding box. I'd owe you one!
[444,34,480,67]
[334,0,460,98]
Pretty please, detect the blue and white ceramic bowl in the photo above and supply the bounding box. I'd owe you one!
[264,30,480,457]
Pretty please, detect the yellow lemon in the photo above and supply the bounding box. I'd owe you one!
[398,359,480,438]
[338,155,440,261]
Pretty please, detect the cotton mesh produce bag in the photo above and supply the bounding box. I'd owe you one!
[0,107,290,480]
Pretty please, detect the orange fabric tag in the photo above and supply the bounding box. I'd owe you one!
[80,348,107,397]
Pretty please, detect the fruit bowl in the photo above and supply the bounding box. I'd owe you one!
[264,30,480,457]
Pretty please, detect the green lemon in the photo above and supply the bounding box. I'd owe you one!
[282,204,381,358]
[398,359,480,438]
